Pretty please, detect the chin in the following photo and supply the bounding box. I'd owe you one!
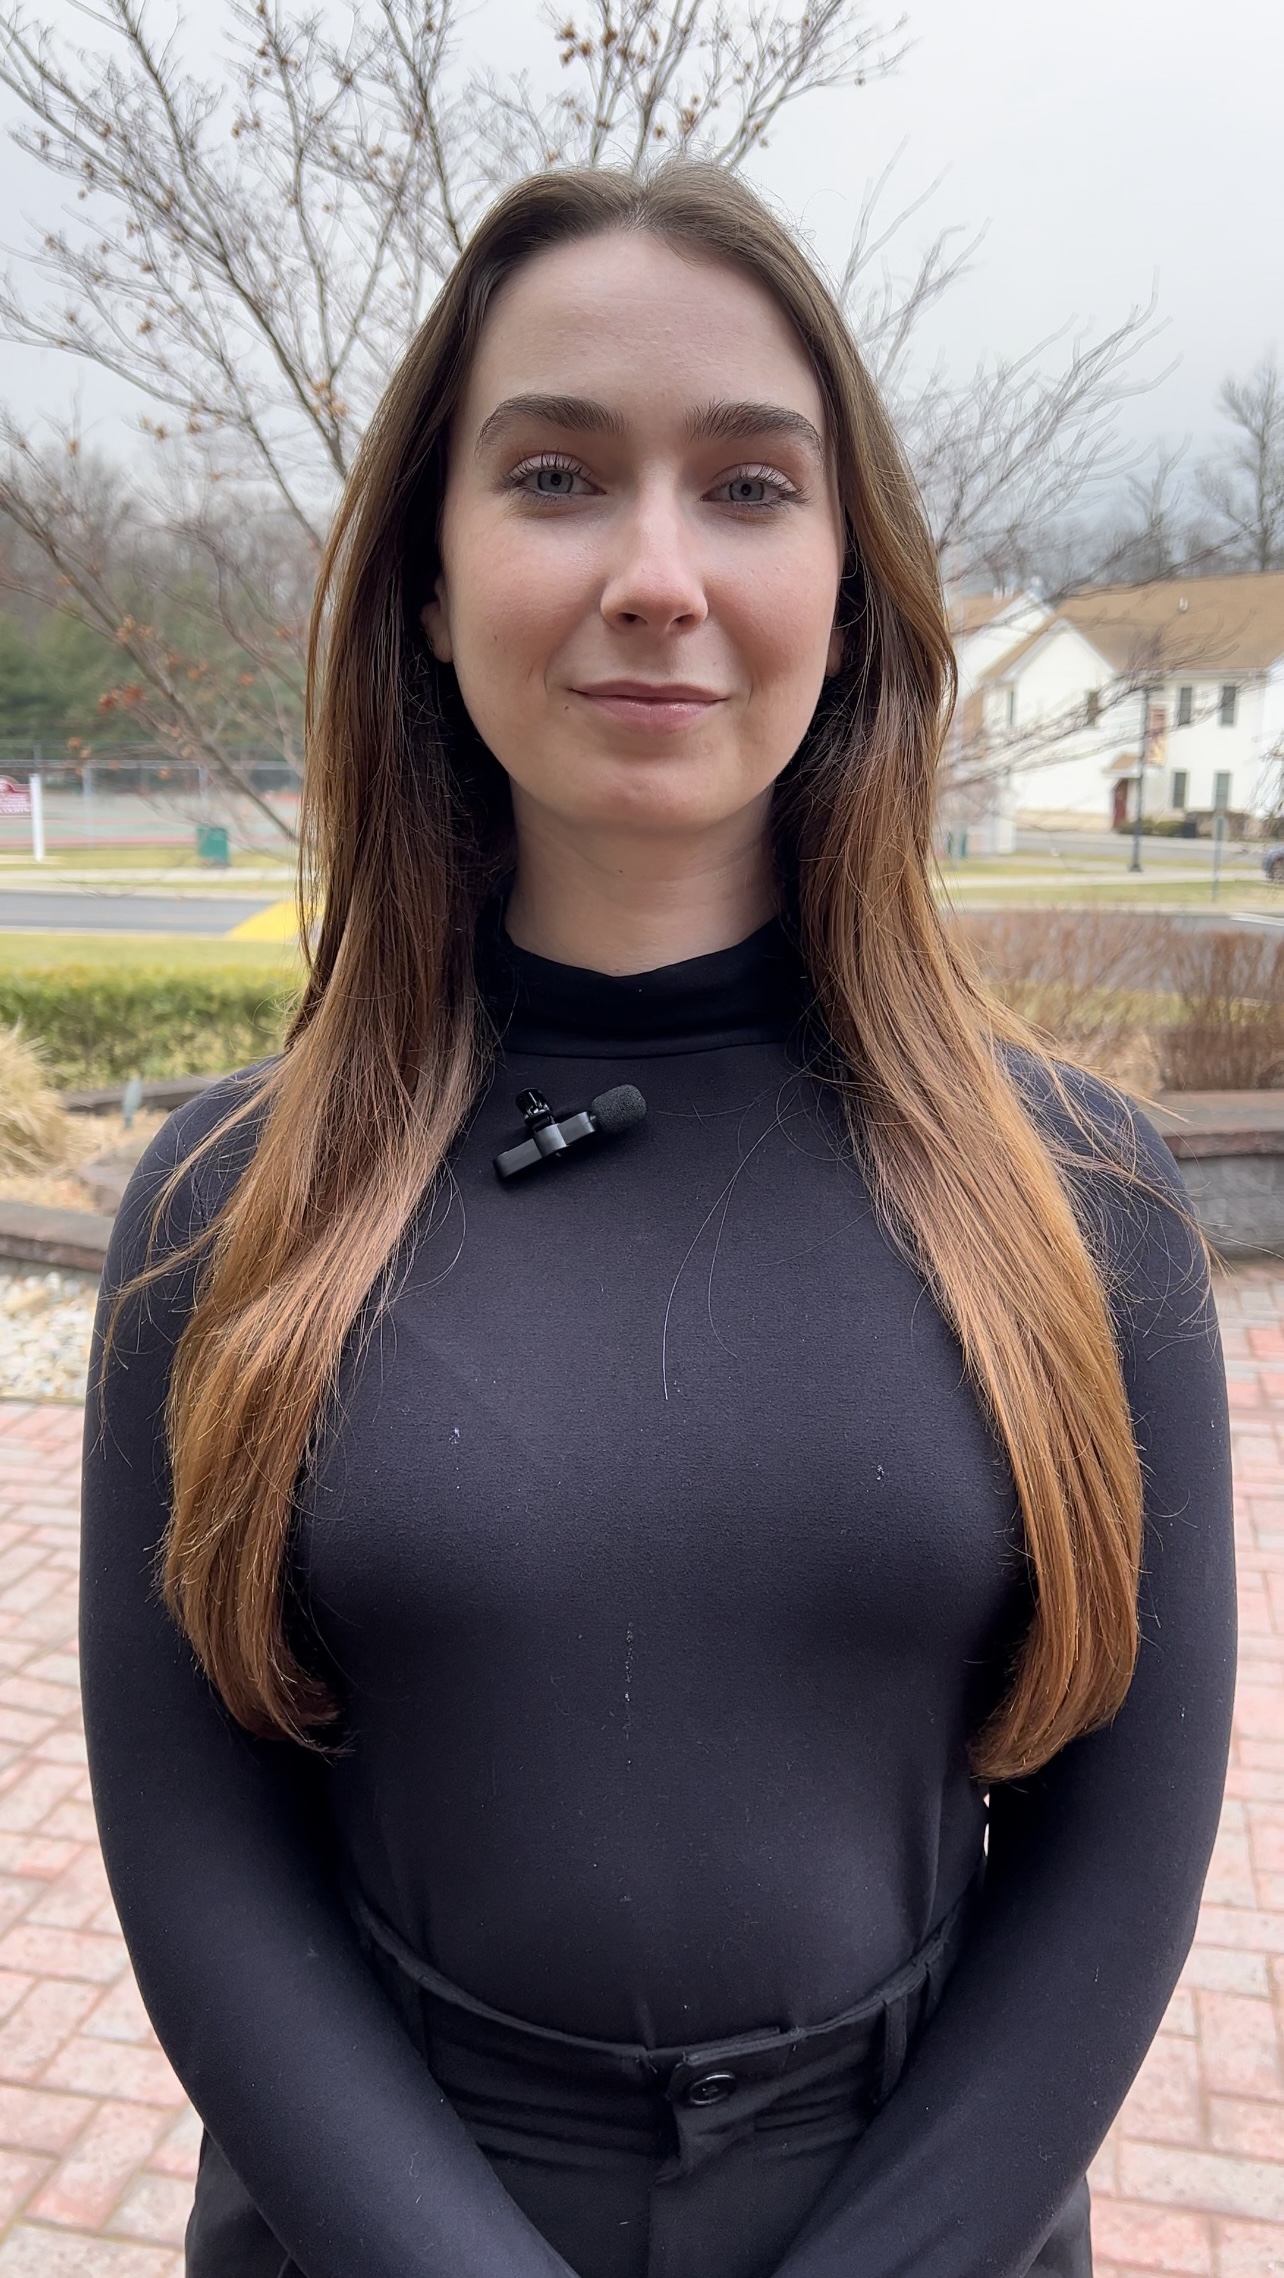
[568,788,745,836]
[563,753,765,823]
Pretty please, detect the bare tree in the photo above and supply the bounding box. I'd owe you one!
[987,356,1284,602]
[904,302,1170,592]
[0,0,902,510]
[0,418,307,838]
[496,0,909,174]
[1197,352,1284,572]
[0,0,910,826]
[0,0,1164,836]
[1008,445,1232,603]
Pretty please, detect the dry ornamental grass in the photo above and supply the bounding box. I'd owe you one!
[0,1022,69,1174]
[0,1021,168,1208]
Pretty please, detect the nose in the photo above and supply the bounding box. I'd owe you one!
[598,486,709,636]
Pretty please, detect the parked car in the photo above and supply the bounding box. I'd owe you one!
[1264,843,1284,882]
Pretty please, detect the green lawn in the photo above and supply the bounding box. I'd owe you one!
[0,931,305,981]
[936,865,1284,914]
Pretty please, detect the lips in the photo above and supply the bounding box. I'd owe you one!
[570,681,728,733]
[574,682,725,703]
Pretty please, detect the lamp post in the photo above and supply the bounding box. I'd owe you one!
[1128,686,1151,875]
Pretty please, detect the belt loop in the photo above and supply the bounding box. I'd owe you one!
[878,1987,910,2105]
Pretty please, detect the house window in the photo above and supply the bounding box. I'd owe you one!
[1176,686,1193,727]
[1219,684,1237,726]
[1006,686,1016,728]
[1085,689,1101,724]
[1213,771,1232,812]
[1171,771,1188,811]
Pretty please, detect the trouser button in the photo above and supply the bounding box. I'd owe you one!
[683,2070,737,2106]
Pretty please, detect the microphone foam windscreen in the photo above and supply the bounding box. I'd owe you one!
[590,1085,647,1136]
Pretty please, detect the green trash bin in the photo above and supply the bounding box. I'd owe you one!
[196,823,230,866]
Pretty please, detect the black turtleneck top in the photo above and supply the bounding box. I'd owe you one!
[80,905,1235,2278]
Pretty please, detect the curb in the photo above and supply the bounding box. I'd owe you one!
[0,1199,116,1272]
[3,1074,237,1269]
[55,1074,221,1116]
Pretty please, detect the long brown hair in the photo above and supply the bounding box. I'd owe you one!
[95,162,1208,1781]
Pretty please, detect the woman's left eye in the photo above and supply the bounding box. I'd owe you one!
[709,469,796,508]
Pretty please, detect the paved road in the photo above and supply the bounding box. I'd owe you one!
[0,891,279,935]
[0,885,1279,946]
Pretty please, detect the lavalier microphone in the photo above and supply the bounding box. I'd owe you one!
[494,1085,647,1182]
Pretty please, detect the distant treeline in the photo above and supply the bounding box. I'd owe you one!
[0,609,136,749]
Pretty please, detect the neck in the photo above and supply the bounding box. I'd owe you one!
[502,798,779,976]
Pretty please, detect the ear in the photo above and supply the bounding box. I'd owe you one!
[420,579,453,664]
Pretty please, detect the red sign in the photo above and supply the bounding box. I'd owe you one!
[0,776,31,817]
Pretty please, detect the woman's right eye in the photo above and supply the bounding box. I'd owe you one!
[506,456,593,499]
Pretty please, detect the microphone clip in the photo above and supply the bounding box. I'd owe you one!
[494,1085,646,1182]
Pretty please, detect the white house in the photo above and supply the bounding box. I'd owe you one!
[952,588,1049,694]
[938,589,1048,852]
[945,571,1284,838]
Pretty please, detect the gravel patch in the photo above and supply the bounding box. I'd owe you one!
[0,1266,100,1402]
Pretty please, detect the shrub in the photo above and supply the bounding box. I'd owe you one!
[1155,929,1284,1090]
[0,969,298,1089]
[953,908,1284,1092]
[1110,816,1191,837]
[952,908,1166,1091]
[0,1023,70,1171]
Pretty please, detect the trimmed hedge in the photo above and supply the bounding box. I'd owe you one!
[0,968,299,1087]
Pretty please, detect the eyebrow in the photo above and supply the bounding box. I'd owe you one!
[473,392,826,461]
[474,394,625,456]
[686,399,825,459]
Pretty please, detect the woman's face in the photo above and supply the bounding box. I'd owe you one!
[423,228,846,850]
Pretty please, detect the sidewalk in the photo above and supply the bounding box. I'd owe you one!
[0,1402,192,2277]
[1089,1264,1284,2278]
[0,1268,1276,2276]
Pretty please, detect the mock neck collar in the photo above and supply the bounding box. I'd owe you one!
[474,887,815,1059]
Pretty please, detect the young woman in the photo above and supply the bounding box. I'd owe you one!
[81,162,1235,2278]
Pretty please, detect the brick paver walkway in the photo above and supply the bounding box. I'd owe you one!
[0,1266,1277,2276]
[1089,1264,1284,2278]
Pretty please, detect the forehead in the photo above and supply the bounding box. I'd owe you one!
[459,229,828,439]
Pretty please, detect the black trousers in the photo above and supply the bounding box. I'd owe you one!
[186,1876,1092,2278]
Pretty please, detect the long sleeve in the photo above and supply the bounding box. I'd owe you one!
[772,1077,1237,2278]
[79,1085,578,2278]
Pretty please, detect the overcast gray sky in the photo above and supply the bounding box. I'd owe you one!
[0,0,1277,478]
[756,0,1280,458]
